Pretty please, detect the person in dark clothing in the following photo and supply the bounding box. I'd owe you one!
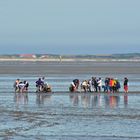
[36,78,44,92]
[124,77,128,93]
[116,80,121,92]
[24,81,29,91]
[69,79,80,92]
[92,77,98,92]
[104,78,109,92]
[73,79,80,90]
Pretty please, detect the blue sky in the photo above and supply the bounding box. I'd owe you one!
[0,0,140,54]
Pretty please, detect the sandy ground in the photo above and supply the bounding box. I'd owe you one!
[0,61,140,75]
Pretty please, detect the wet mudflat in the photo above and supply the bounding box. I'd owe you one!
[0,92,140,140]
[0,61,140,75]
[0,61,140,139]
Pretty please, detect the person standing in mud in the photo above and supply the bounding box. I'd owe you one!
[13,79,20,92]
[97,78,102,92]
[23,80,29,91]
[104,78,110,92]
[36,78,44,92]
[124,77,128,93]
[92,77,98,92]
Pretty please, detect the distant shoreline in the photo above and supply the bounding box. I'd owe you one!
[0,58,140,62]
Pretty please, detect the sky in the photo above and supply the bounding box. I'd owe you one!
[0,0,140,55]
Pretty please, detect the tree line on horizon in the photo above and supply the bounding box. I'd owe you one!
[0,53,140,59]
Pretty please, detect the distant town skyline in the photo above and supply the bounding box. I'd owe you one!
[0,0,140,55]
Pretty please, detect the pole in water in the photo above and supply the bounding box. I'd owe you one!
[59,55,62,62]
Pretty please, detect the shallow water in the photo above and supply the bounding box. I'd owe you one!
[1,92,140,140]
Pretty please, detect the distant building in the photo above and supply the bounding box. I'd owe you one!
[19,54,36,59]
[40,55,49,59]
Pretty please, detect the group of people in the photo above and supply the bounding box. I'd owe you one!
[13,77,129,93]
[13,77,52,93]
[69,77,129,93]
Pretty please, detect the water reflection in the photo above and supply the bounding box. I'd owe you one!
[124,95,128,108]
[13,93,129,109]
[91,95,102,108]
[69,94,128,108]
[81,94,91,108]
[14,92,28,105]
[36,93,52,105]
[69,93,79,106]
[105,95,120,108]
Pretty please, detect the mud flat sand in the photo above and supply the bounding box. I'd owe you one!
[0,60,140,75]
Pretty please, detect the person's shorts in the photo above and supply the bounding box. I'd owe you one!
[124,85,128,91]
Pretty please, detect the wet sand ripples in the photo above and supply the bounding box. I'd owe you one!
[0,93,140,139]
